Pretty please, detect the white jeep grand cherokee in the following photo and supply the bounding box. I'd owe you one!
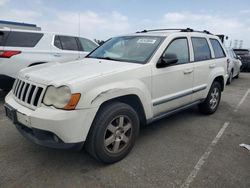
[5,28,228,163]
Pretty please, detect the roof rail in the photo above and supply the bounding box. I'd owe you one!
[136,28,213,35]
[136,28,193,33]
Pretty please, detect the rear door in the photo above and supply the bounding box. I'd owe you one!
[51,35,80,63]
[191,36,214,101]
[192,36,227,102]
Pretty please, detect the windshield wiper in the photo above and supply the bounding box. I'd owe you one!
[93,56,123,62]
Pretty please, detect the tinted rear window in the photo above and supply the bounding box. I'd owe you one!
[54,35,62,49]
[59,36,79,51]
[210,39,226,58]
[0,31,10,46]
[192,37,211,61]
[4,31,43,47]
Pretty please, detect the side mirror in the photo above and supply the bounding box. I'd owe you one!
[157,53,178,68]
[236,55,241,60]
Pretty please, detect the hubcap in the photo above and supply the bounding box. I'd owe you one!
[104,116,132,153]
[209,87,219,110]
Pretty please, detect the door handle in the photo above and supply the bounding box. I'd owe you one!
[183,69,193,74]
[209,64,216,69]
[53,53,61,57]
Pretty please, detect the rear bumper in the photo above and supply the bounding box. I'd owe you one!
[0,75,15,90]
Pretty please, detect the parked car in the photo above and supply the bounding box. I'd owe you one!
[0,28,99,90]
[226,48,242,84]
[5,28,228,163]
[233,49,250,72]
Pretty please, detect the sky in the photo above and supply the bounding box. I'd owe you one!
[0,0,250,47]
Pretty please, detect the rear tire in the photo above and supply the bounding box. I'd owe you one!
[85,102,140,164]
[235,72,239,79]
[199,81,222,115]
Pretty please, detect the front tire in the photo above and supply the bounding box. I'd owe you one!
[85,102,140,164]
[199,81,222,115]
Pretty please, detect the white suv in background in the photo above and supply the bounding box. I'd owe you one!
[226,48,242,85]
[0,28,98,90]
[5,28,228,163]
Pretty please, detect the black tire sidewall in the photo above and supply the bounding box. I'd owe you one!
[92,103,139,163]
[206,82,222,113]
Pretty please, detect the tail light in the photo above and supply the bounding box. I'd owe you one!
[0,50,21,58]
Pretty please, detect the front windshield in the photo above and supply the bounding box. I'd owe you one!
[87,36,164,64]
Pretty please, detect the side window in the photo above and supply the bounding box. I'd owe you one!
[4,31,43,47]
[59,36,79,51]
[79,38,98,52]
[162,38,189,64]
[209,39,226,58]
[191,37,211,61]
[54,35,62,49]
[0,31,10,46]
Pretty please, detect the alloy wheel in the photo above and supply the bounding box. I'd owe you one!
[209,87,219,110]
[104,115,132,154]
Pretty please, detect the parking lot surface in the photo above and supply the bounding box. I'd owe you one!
[0,74,250,188]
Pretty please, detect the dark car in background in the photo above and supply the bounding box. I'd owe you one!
[233,49,250,72]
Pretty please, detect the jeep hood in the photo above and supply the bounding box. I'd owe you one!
[19,58,142,85]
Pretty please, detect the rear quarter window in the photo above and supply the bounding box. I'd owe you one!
[210,39,226,58]
[4,31,43,47]
[0,31,10,46]
[58,36,79,51]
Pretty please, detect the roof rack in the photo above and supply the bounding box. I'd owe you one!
[136,28,213,35]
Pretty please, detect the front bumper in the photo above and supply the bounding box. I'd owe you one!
[4,92,98,149]
[10,113,84,150]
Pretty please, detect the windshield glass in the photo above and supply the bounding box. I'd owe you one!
[87,36,164,64]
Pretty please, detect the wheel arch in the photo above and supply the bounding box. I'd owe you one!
[28,62,48,67]
[96,94,147,126]
[213,75,225,91]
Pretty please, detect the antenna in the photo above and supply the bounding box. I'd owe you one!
[78,13,81,37]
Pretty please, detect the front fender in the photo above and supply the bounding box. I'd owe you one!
[77,80,153,120]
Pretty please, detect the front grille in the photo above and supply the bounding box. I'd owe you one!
[12,78,46,110]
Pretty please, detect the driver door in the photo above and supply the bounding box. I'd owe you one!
[151,37,194,116]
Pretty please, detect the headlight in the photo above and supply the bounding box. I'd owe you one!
[43,86,80,110]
